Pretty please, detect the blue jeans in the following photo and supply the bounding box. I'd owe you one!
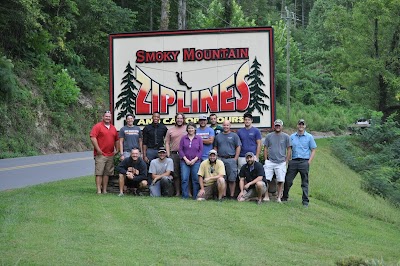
[180,161,200,199]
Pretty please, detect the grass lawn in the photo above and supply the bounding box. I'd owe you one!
[1,139,400,265]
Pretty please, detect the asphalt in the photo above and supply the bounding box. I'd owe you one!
[0,151,93,191]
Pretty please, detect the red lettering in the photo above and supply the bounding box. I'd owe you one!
[160,86,176,113]
[152,81,160,113]
[176,91,190,113]
[183,48,195,61]
[235,62,250,111]
[135,67,151,114]
[136,50,145,63]
[228,49,236,59]
[200,87,219,112]
[145,52,155,63]
[191,91,199,113]
[219,76,235,111]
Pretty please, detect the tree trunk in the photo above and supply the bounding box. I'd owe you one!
[178,0,186,30]
[160,0,170,30]
[223,0,232,27]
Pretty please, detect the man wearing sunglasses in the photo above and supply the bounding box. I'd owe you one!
[197,149,226,201]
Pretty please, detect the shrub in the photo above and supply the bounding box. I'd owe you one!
[50,68,80,107]
[331,114,400,206]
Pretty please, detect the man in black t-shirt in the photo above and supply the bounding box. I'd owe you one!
[237,152,267,205]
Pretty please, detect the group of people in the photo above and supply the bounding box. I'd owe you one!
[90,111,317,206]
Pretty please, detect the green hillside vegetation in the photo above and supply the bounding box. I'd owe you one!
[331,113,400,206]
[1,140,399,265]
[1,0,399,159]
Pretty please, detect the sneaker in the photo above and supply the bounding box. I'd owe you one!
[257,199,262,205]
[276,198,282,203]
[263,196,270,202]
[281,198,288,202]
[118,192,124,197]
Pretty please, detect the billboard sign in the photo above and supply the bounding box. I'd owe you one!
[109,27,275,129]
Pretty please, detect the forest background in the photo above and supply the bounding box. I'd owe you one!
[0,0,399,204]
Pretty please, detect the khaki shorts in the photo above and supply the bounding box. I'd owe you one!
[243,182,267,200]
[198,182,218,200]
[94,155,115,176]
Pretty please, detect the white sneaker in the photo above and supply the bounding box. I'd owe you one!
[118,192,124,197]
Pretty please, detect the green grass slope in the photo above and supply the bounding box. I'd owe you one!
[1,139,399,265]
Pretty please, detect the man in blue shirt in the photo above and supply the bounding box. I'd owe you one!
[282,119,317,207]
[237,113,262,171]
[196,114,215,161]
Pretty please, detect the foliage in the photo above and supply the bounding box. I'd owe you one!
[305,0,400,118]
[336,257,391,266]
[331,113,400,206]
[276,101,373,133]
[0,55,18,100]
[188,0,255,29]
[50,69,80,107]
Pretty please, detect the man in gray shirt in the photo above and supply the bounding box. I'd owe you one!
[119,114,142,161]
[214,120,241,199]
[149,147,174,197]
[263,119,291,202]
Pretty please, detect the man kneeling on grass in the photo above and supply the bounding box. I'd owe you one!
[149,147,174,197]
[237,152,267,205]
[197,149,226,201]
[117,148,148,196]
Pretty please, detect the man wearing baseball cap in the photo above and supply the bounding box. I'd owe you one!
[263,119,291,202]
[148,147,174,197]
[282,119,317,207]
[237,152,267,205]
[196,114,215,161]
[197,149,226,201]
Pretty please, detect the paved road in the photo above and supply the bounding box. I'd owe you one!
[0,151,94,191]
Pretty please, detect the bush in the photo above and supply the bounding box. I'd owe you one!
[0,55,18,100]
[50,69,80,107]
[331,114,400,206]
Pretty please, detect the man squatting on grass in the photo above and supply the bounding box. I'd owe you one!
[117,148,148,196]
[197,149,226,201]
[263,119,291,203]
[237,152,268,204]
[90,110,119,194]
[148,147,174,197]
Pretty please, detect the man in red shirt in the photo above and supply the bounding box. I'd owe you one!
[90,111,119,194]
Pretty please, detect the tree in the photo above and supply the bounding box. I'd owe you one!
[160,0,170,30]
[245,57,269,114]
[188,0,255,29]
[319,0,400,119]
[178,0,187,29]
[115,62,139,120]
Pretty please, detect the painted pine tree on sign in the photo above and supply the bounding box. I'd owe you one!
[246,57,269,115]
[115,62,138,120]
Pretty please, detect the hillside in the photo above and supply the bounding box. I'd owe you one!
[0,138,399,265]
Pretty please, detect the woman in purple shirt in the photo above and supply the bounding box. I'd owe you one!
[179,122,203,199]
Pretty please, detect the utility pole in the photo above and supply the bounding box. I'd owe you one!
[285,6,291,121]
